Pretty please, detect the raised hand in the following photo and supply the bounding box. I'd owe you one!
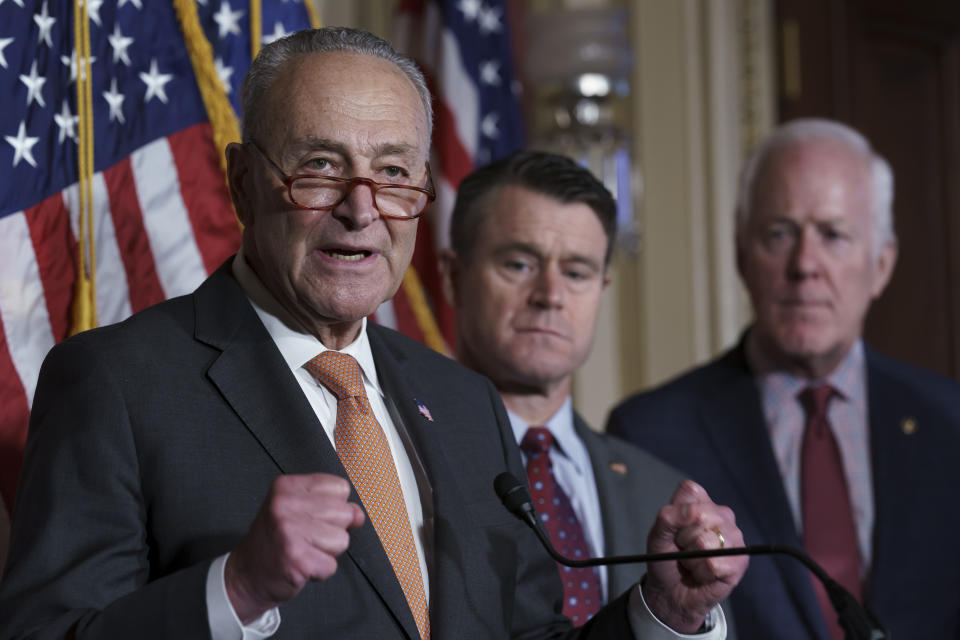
[642,480,748,633]
[225,473,365,623]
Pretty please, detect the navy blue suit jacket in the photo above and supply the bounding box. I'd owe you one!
[606,339,960,639]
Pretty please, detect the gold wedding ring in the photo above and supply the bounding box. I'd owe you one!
[713,528,725,549]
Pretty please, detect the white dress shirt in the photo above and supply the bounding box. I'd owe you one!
[204,251,430,639]
[508,400,726,639]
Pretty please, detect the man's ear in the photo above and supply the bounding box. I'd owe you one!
[226,142,254,227]
[871,239,898,299]
[438,248,460,307]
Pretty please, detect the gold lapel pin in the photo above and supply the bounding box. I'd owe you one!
[901,417,917,435]
[609,462,628,475]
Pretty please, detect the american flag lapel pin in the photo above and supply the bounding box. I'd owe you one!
[416,399,434,422]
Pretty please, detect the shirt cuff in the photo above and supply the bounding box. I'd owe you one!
[206,553,282,640]
[627,578,727,640]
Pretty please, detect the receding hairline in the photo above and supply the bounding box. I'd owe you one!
[249,50,431,150]
[755,135,874,192]
[240,28,434,145]
[736,118,896,252]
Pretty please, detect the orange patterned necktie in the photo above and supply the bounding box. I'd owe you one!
[305,350,430,640]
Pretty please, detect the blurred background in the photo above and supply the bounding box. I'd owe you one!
[318,0,960,428]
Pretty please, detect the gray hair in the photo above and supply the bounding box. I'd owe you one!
[735,118,896,255]
[240,27,433,144]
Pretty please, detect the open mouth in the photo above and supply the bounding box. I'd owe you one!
[323,249,372,262]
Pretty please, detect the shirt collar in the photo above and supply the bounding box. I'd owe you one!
[747,329,865,403]
[231,248,382,392]
[507,396,586,473]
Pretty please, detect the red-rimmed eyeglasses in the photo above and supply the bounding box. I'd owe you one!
[247,142,436,220]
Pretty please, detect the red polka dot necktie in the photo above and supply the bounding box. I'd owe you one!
[520,426,603,626]
[799,384,861,640]
[305,350,430,640]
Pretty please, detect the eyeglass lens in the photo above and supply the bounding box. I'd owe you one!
[290,177,429,218]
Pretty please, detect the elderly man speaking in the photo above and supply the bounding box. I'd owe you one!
[0,28,745,640]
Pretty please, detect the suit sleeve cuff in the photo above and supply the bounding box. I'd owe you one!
[206,553,281,640]
[627,578,726,639]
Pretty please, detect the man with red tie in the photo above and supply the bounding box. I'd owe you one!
[0,27,746,640]
[441,151,743,637]
[607,119,960,639]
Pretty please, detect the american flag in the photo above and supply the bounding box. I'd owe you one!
[389,0,525,348]
[0,0,315,552]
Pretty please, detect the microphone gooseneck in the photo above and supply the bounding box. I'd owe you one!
[493,472,888,640]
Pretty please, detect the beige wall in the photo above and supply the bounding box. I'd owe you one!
[574,0,774,428]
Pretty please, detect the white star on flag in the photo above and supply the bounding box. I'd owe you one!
[0,37,13,70]
[54,101,79,144]
[19,60,47,108]
[262,22,289,46]
[140,58,174,104]
[478,5,503,35]
[480,111,500,138]
[61,51,96,84]
[33,1,57,48]
[457,0,482,22]
[215,57,234,92]
[479,60,501,86]
[85,0,103,27]
[103,78,126,123]
[109,24,135,66]
[0,0,321,549]
[213,2,245,39]
[5,121,40,168]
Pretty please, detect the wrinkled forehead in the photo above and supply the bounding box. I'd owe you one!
[262,51,430,159]
[750,138,874,217]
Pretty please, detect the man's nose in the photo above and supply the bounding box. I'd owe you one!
[530,266,565,308]
[788,226,822,278]
[332,181,379,229]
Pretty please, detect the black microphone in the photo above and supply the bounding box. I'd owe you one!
[494,472,889,640]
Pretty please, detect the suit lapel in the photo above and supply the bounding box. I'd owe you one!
[697,351,797,543]
[194,272,421,639]
[864,349,916,609]
[574,415,643,598]
[368,326,474,640]
[699,348,826,637]
[195,267,343,477]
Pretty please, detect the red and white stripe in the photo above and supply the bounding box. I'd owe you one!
[0,122,239,511]
[385,0,481,347]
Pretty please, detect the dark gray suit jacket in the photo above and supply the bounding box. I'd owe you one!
[573,415,682,598]
[0,264,636,639]
[574,417,737,639]
[607,339,960,639]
